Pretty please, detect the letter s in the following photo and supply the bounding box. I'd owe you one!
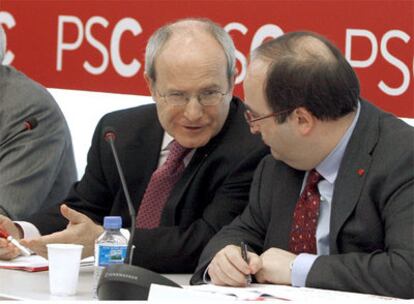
[378,30,411,96]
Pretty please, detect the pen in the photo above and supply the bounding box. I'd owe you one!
[0,228,32,256]
[240,241,252,285]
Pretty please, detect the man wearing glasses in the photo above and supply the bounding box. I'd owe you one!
[0,18,268,273]
[191,32,413,299]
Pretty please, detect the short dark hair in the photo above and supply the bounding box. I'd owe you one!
[252,31,359,122]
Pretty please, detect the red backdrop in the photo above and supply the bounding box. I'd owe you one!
[1,0,413,117]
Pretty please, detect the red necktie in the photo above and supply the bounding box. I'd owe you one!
[136,140,190,229]
[289,169,323,254]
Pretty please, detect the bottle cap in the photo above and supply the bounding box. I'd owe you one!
[103,216,122,229]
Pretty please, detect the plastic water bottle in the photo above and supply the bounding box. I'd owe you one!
[93,216,128,299]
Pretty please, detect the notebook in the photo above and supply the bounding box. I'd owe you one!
[0,255,94,272]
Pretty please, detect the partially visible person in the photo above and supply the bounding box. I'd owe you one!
[0,19,268,273]
[191,31,414,299]
[0,25,77,220]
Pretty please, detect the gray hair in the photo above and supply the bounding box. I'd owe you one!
[145,18,236,83]
[0,25,5,63]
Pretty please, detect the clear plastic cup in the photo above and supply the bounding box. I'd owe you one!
[47,243,83,296]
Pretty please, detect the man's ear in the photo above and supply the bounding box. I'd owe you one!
[143,72,156,99]
[228,69,237,93]
[292,107,315,136]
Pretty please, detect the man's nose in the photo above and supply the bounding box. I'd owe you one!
[183,97,203,121]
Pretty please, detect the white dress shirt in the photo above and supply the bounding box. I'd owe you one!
[291,102,361,286]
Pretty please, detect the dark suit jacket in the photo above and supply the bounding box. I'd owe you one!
[191,100,414,299]
[29,97,269,273]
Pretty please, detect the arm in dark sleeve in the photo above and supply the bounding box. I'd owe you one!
[131,147,269,274]
[29,117,113,233]
[307,177,414,299]
[191,157,272,283]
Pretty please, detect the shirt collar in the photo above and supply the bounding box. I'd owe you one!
[316,101,361,184]
[161,132,175,151]
[160,132,195,167]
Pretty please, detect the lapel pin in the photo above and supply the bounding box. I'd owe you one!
[357,168,365,176]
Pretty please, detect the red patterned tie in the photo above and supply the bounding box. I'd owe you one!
[289,169,323,254]
[136,140,190,229]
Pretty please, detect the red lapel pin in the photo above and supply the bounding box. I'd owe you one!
[357,168,365,176]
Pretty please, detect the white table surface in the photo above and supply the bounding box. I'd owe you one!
[0,267,191,300]
[0,267,406,303]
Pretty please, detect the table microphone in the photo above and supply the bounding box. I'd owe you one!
[0,117,38,148]
[97,126,181,301]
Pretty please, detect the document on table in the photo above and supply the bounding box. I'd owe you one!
[0,255,48,272]
[148,284,235,302]
[0,255,94,272]
[149,283,406,302]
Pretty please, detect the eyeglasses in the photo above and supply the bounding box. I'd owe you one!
[157,90,228,106]
[244,108,294,125]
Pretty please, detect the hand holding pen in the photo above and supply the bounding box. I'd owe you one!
[0,227,32,256]
[240,241,253,285]
[208,243,261,286]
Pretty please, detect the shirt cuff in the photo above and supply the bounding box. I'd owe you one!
[14,223,130,241]
[120,228,130,241]
[14,221,41,239]
[203,264,211,283]
[291,253,318,287]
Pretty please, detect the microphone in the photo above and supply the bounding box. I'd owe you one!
[24,117,38,130]
[97,126,181,300]
[102,126,136,263]
[0,117,38,148]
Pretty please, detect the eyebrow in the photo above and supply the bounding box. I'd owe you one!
[165,84,223,95]
[199,84,223,91]
[163,88,184,94]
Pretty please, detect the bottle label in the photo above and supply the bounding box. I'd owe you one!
[97,245,127,266]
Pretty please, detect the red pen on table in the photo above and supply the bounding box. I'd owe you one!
[0,228,31,256]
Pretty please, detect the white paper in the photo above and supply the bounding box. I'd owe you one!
[187,284,406,303]
[0,255,48,269]
[0,254,94,270]
[148,284,236,302]
[185,284,269,301]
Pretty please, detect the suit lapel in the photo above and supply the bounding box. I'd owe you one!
[269,166,304,249]
[123,111,164,214]
[162,98,239,224]
[329,101,379,253]
[163,149,210,224]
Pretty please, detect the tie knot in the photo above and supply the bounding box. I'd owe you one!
[306,169,323,187]
[167,140,191,163]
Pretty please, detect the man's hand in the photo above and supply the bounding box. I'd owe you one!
[21,204,104,259]
[0,215,22,260]
[255,248,296,285]
[208,244,262,287]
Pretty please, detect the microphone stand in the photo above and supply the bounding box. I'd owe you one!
[99,127,181,300]
[104,131,135,264]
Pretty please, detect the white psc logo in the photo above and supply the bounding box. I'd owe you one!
[0,11,15,65]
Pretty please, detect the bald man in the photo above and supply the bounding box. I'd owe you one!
[0,18,268,273]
